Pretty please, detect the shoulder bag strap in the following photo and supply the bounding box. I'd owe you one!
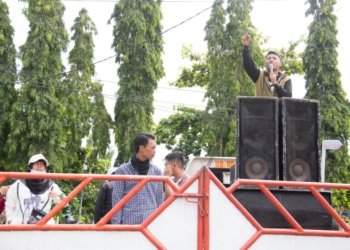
[40,186,54,211]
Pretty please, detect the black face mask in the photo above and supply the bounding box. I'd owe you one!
[25,162,53,195]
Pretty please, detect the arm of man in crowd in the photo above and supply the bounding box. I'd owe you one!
[242,33,260,83]
[274,79,292,97]
[94,183,108,224]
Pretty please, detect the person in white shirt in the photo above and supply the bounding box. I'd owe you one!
[6,154,65,224]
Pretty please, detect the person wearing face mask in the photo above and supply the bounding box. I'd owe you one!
[242,33,292,98]
[5,154,66,224]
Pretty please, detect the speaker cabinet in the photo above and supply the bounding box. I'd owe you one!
[232,188,332,230]
[279,98,320,182]
[236,97,279,181]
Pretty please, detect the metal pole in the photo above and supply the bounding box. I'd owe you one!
[320,140,342,184]
[320,141,326,183]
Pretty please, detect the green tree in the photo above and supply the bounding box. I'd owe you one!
[169,45,209,89]
[64,8,111,163]
[156,0,265,157]
[202,0,262,157]
[6,0,69,171]
[156,106,206,160]
[303,0,350,205]
[264,37,305,76]
[109,0,164,165]
[55,136,114,224]
[156,1,304,158]
[0,0,17,170]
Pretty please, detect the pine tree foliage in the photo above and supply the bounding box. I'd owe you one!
[6,0,69,171]
[64,8,111,163]
[304,0,350,204]
[109,0,164,165]
[0,0,17,169]
[203,0,262,156]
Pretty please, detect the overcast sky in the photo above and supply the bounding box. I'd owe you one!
[3,0,350,168]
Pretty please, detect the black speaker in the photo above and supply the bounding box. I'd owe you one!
[279,98,320,182]
[236,97,279,181]
[232,188,332,230]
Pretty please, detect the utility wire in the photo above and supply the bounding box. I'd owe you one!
[7,4,213,86]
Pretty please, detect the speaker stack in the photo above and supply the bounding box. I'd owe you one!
[279,98,320,183]
[236,96,279,182]
[235,97,320,183]
[233,96,330,230]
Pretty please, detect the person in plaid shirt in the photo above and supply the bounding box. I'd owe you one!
[111,133,163,224]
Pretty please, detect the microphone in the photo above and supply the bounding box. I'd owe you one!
[269,63,274,91]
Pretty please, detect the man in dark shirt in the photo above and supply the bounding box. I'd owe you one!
[94,167,117,224]
[242,33,292,98]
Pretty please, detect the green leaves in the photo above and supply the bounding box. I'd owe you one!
[304,0,350,207]
[110,0,164,165]
[0,1,17,169]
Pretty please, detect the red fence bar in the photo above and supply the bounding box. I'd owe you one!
[3,167,350,250]
[258,184,303,232]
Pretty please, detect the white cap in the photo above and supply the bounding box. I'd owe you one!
[28,154,49,166]
[107,167,117,175]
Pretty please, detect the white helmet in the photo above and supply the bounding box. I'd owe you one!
[28,154,49,166]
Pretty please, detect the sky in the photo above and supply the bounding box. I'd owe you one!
[3,0,350,169]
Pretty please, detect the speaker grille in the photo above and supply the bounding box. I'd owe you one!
[236,97,279,181]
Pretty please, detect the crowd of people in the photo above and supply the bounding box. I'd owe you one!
[332,204,349,231]
[93,132,190,225]
[0,133,190,225]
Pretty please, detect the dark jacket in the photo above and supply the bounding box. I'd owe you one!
[94,181,114,224]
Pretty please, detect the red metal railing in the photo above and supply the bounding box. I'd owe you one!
[0,170,206,250]
[2,167,350,250]
[209,169,350,249]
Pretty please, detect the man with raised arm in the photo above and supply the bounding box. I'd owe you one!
[242,33,292,98]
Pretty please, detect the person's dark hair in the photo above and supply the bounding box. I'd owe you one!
[333,205,339,208]
[165,152,185,168]
[134,133,156,153]
[265,51,281,61]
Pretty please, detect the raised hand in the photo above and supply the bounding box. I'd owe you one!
[242,33,251,46]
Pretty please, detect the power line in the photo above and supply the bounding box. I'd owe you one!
[8,3,213,86]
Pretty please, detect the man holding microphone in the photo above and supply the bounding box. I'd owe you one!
[242,33,292,98]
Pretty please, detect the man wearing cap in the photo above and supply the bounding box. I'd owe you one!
[242,33,292,98]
